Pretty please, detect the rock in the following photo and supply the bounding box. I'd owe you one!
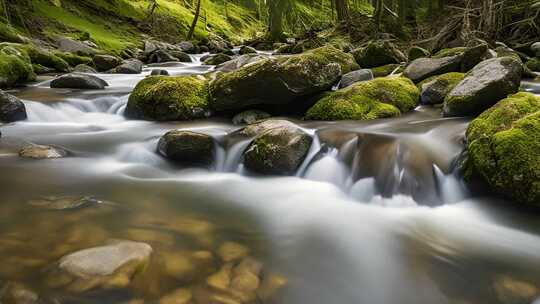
[216,54,267,72]
[217,242,250,262]
[371,64,403,78]
[19,144,67,159]
[113,59,144,74]
[232,110,271,125]
[257,273,287,301]
[27,195,103,210]
[50,73,109,90]
[169,50,192,63]
[0,282,39,304]
[203,53,232,65]
[443,57,522,116]
[56,36,97,56]
[351,41,407,68]
[0,90,27,122]
[157,130,215,165]
[0,46,35,88]
[408,46,430,61]
[339,69,373,88]
[73,64,97,73]
[150,69,169,76]
[159,288,193,304]
[19,44,70,72]
[526,58,540,72]
[239,46,257,55]
[531,42,540,57]
[493,275,539,304]
[125,75,209,121]
[32,64,54,74]
[0,23,25,43]
[144,40,160,55]
[51,240,152,292]
[464,92,540,205]
[177,41,197,53]
[432,47,467,58]
[148,49,178,63]
[92,54,122,72]
[243,120,313,175]
[54,51,92,66]
[403,56,462,83]
[306,77,419,120]
[207,263,234,290]
[419,72,464,105]
[275,43,294,54]
[460,42,489,71]
[209,45,359,111]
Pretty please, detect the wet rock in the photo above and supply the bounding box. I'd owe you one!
[150,69,169,76]
[217,242,250,262]
[27,195,103,210]
[339,69,373,88]
[56,36,97,56]
[403,56,462,83]
[243,120,313,175]
[209,45,358,111]
[159,288,192,304]
[157,130,215,165]
[464,92,540,205]
[0,90,27,122]
[306,77,419,120]
[408,46,430,61]
[125,75,209,121]
[0,282,39,304]
[177,41,197,54]
[419,72,464,105]
[351,40,407,68]
[169,51,192,63]
[203,53,232,65]
[113,59,144,74]
[207,263,233,290]
[73,64,97,73]
[93,54,122,72]
[443,57,522,116]
[493,275,539,304]
[19,144,67,159]
[239,46,257,55]
[216,54,267,72]
[148,49,178,64]
[50,73,109,90]
[49,240,152,292]
[257,273,287,301]
[460,42,489,71]
[232,110,271,125]
[531,42,540,57]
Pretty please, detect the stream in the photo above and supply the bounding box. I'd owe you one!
[1,55,540,304]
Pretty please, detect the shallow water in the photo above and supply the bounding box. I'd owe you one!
[1,58,540,303]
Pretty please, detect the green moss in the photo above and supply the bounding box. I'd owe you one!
[432,47,466,58]
[352,41,406,68]
[526,58,540,72]
[53,52,92,66]
[0,47,35,88]
[0,23,24,43]
[305,76,419,121]
[0,43,70,72]
[466,92,540,204]
[126,75,209,121]
[371,64,403,78]
[284,45,359,74]
[418,72,465,89]
[408,46,430,61]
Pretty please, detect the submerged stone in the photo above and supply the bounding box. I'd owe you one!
[27,195,103,210]
[19,144,67,159]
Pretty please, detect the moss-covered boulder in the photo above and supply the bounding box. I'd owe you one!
[203,53,232,65]
[242,120,312,175]
[419,72,465,105]
[53,51,92,66]
[371,64,403,78]
[526,58,540,72]
[209,45,359,111]
[351,41,407,68]
[408,46,430,61]
[93,54,122,72]
[305,77,419,121]
[158,130,215,166]
[125,75,210,121]
[0,23,24,43]
[465,92,540,204]
[460,43,488,71]
[432,47,467,58]
[50,73,109,90]
[0,43,71,72]
[443,57,522,116]
[0,46,34,88]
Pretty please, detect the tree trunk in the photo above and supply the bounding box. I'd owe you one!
[334,0,349,21]
[187,0,202,40]
[268,0,287,41]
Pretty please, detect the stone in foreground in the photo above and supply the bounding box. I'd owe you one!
[0,90,26,122]
[158,130,215,166]
[50,73,109,90]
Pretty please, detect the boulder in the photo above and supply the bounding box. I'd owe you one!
[148,49,178,63]
[239,46,257,55]
[50,73,109,90]
[419,72,464,105]
[113,59,144,74]
[530,42,540,57]
[93,54,122,72]
[177,41,197,53]
[203,53,232,65]
[351,41,407,68]
[125,75,209,121]
[403,56,462,83]
[243,120,312,175]
[157,130,215,165]
[0,23,25,43]
[150,69,169,76]
[73,64,97,73]
[32,63,54,74]
[50,240,152,292]
[216,54,267,72]
[460,42,489,71]
[169,50,192,62]
[408,46,430,61]
[0,43,69,72]
[209,45,359,111]
[526,58,540,72]
[0,47,35,88]
[371,64,403,78]
[339,69,374,88]
[54,52,92,66]
[56,36,97,56]
[443,57,522,116]
[232,110,271,125]
[0,90,27,122]
[19,144,67,159]
[464,92,540,204]
[305,77,419,121]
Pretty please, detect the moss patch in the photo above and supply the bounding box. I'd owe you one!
[53,52,92,66]
[371,64,403,78]
[0,47,35,88]
[526,58,540,72]
[432,47,466,58]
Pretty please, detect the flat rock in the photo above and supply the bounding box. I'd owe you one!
[403,56,462,83]
[19,144,67,159]
[50,73,108,90]
[339,69,373,88]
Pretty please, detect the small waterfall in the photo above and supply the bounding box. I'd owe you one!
[304,148,349,189]
[433,165,468,204]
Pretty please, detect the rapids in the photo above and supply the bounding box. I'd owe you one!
[1,56,540,304]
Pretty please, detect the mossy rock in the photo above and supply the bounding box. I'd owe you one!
[305,76,419,121]
[465,92,540,204]
[432,47,467,58]
[158,130,215,166]
[408,46,430,61]
[351,41,407,68]
[0,43,70,72]
[125,75,210,121]
[53,51,92,66]
[371,64,403,78]
[419,72,465,105]
[209,45,359,111]
[526,58,540,72]
[0,23,24,43]
[0,47,35,88]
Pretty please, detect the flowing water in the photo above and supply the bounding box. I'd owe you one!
[1,56,540,303]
